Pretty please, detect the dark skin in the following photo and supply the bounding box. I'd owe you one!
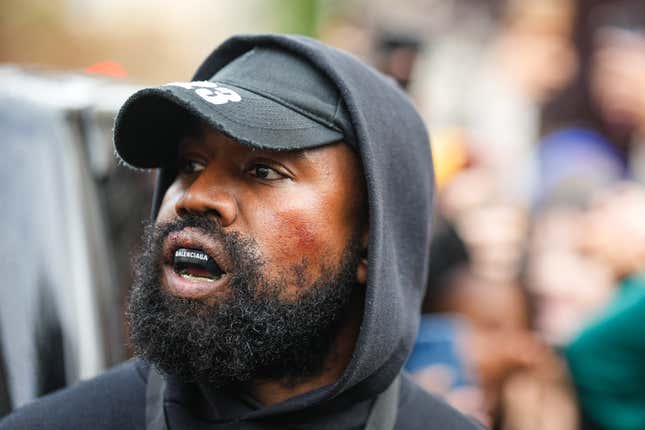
[155,123,369,405]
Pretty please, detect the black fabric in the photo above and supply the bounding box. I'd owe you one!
[214,47,353,139]
[0,360,484,429]
[0,360,147,430]
[146,368,401,430]
[1,34,485,429]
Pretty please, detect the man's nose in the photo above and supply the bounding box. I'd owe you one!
[174,170,238,227]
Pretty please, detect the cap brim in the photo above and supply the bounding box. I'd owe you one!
[114,82,344,168]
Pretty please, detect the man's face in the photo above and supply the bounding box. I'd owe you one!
[156,123,368,301]
[127,122,368,385]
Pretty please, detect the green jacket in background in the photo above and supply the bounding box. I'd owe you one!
[566,274,645,430]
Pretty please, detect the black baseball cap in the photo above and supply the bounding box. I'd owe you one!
[114,47,354,168]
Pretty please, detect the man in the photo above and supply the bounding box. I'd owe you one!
[0,34,483,429]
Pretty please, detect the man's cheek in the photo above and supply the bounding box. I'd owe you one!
[280,211,322,253]
[271,209,325,257]
[257,208,335,280]
[156,184,183,223]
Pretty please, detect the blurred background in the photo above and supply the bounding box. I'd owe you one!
[2,0,645,429]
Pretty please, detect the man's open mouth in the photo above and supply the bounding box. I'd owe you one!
[172,247,226,282]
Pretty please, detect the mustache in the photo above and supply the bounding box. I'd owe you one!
[152,213,227,244]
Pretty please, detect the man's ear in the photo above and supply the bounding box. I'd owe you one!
[356,228,368,285]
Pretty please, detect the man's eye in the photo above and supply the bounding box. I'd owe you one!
[178,159,205,174]
[247,164,283,180]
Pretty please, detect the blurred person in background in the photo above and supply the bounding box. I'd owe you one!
[526,204,615,347]
[589,5,645,182]
[437,166,529,284]
[566,183,645,430]
[446,267,579,430]
[529,117,620,347]
[0,34,484,430]
[371,31,423,91]
[541,0,645,184]
[417,0,577,202]
[407,205,578,429]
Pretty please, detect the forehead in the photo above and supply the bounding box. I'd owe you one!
[178,121,362,174]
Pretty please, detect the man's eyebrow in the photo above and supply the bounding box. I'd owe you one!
[252,148,311,163]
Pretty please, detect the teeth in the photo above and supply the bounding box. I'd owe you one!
[179,268,224,281]
[179,272,217,282]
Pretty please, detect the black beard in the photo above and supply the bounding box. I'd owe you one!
[127,214,361,387]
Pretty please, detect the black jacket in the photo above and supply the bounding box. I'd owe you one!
[0,360,483,429]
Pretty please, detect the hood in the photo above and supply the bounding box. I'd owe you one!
[147,34,434,416]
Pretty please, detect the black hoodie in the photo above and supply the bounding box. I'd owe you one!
[0,34,484,430]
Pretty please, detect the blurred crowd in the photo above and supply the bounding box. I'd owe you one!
[2,0,645,429]
[358,0,645,429]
